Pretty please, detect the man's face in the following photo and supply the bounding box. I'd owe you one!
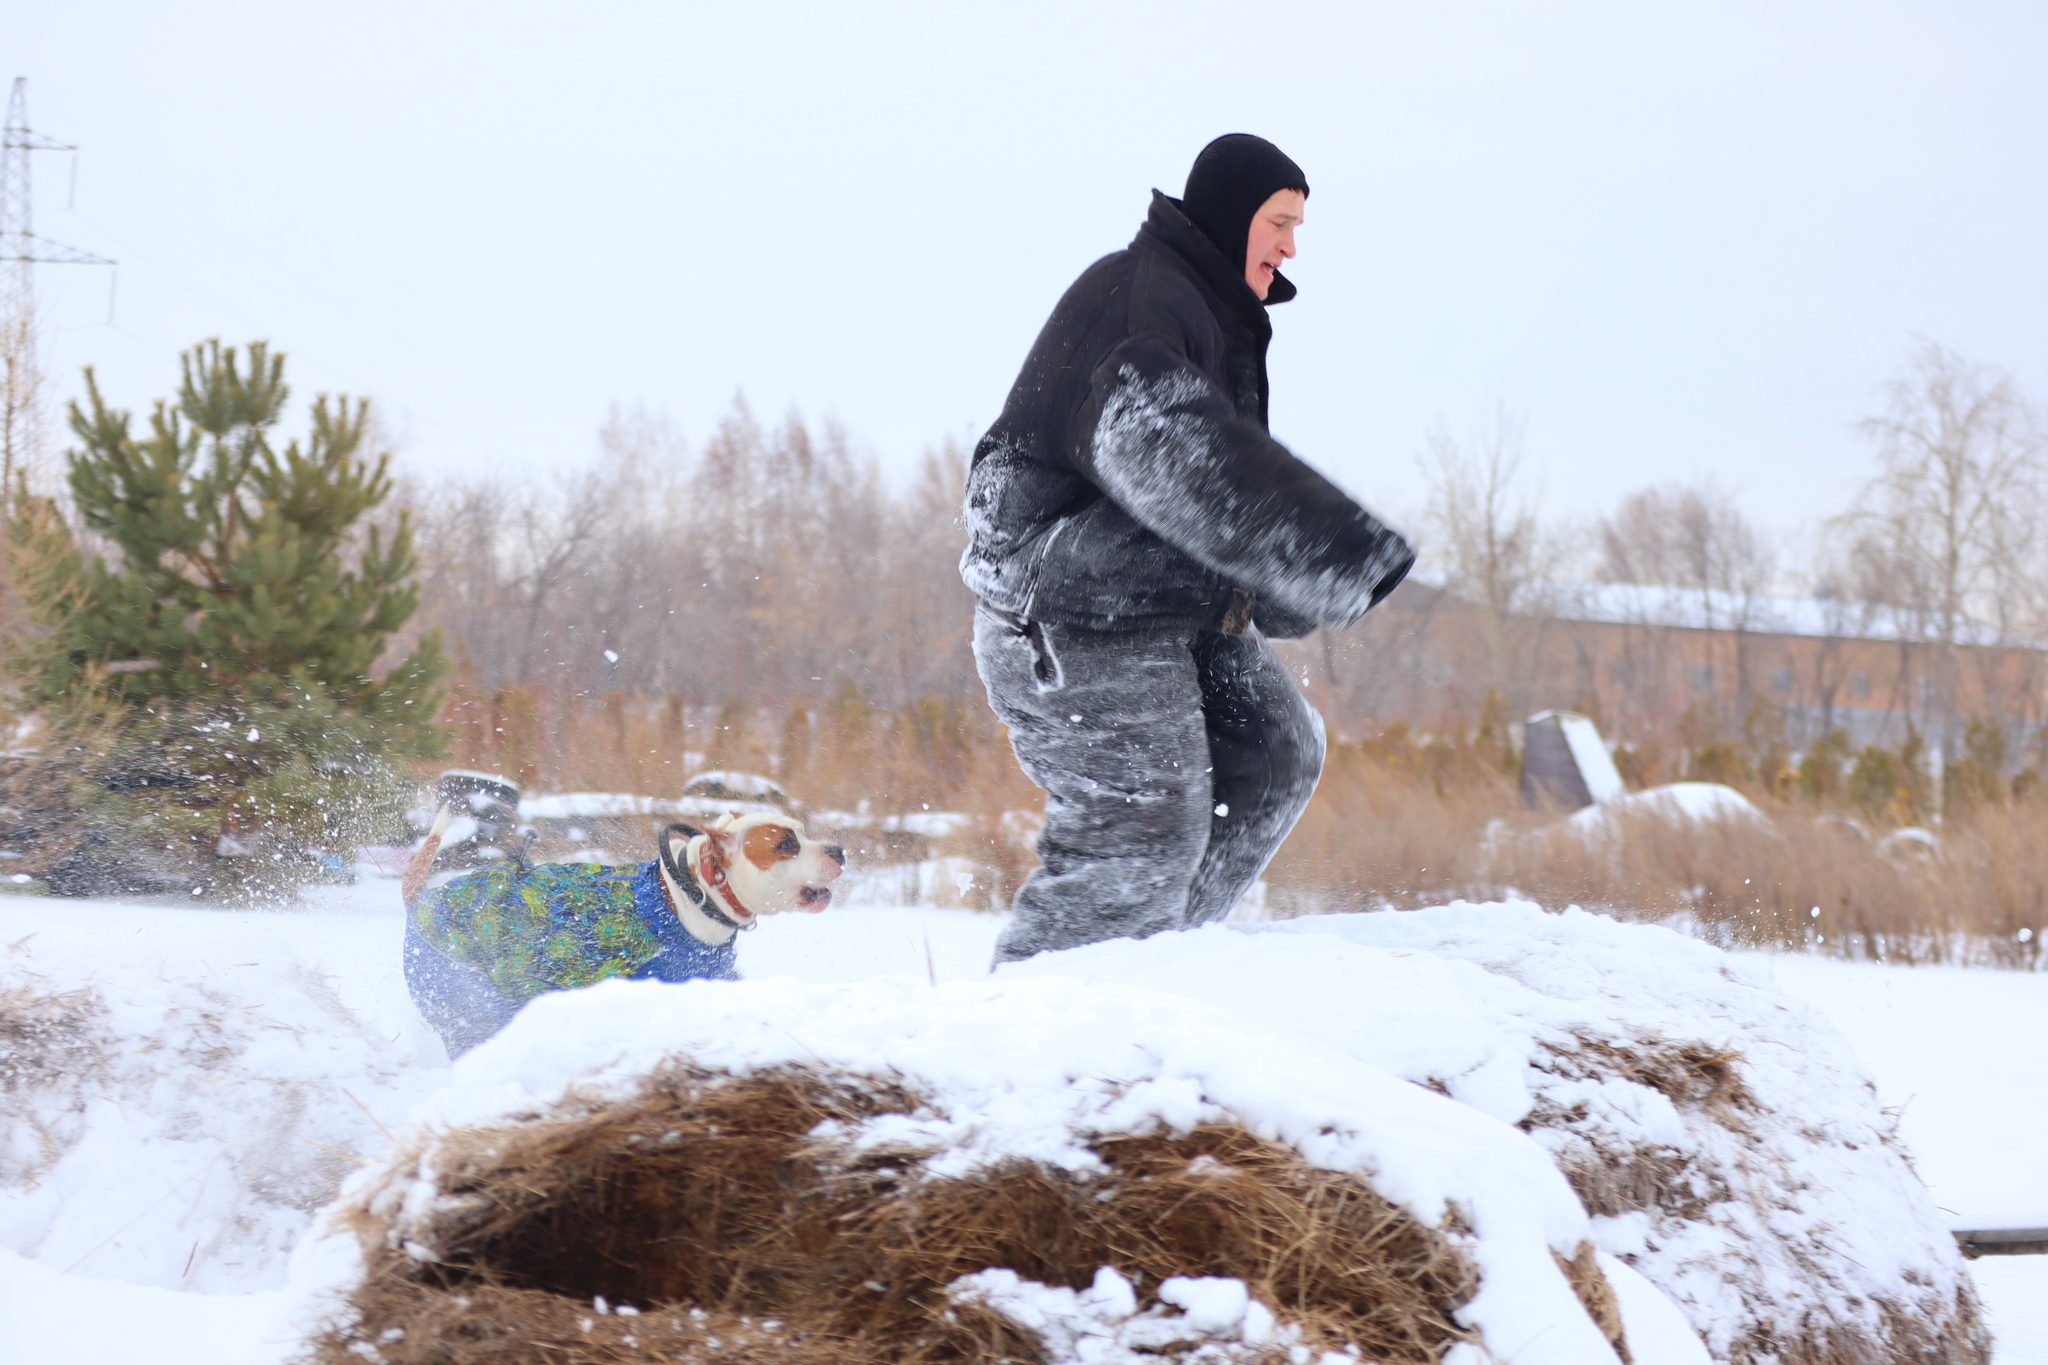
[1244,188,1305,300]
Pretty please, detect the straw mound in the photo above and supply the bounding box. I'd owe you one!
[314,1063,1500,1365]
[1524,1028,1986,1365]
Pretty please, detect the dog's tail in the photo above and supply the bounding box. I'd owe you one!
[401,804,454,911]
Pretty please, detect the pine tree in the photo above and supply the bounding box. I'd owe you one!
[12,339,445,897]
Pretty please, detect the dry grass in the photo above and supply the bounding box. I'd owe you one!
[437,687,1039,827]
[1267,742,2048,966]
[431,690,2048,963]
[0,982,103,1090]
[0,980,108,1188]
[313,1064,1486,1365]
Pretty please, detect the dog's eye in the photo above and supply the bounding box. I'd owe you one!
[778,830,800,858]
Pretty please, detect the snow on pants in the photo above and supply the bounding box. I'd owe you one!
[973,604,1325,963]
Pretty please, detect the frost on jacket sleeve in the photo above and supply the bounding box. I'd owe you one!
[1078,334,1414,630]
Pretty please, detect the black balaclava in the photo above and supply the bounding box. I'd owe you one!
[1180,134,1309,281]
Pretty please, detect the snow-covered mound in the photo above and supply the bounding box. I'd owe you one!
[1002,906,1984,1364]
[0,909,443,1292]
[296,971,1652,1365]
[1570,782,1765,834]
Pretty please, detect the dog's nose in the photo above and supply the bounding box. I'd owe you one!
[824,845,846,868]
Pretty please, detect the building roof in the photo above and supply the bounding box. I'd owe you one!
[1545,582,2018,647]
[1391,576,2024,648]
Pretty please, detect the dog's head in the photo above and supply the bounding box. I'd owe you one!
[687,812,844,924]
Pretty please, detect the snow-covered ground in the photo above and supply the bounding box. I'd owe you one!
[2,880,2044,1362]
[1742,954,2048,1364]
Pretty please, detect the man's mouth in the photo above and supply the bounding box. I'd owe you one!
[798,885,832,910]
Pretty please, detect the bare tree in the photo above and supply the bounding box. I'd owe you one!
[406,396,982,722]
[1832,341,2046,752]
[1595,478,1779,729]
[1597,479,1774,607]
[1416,407,1572,709]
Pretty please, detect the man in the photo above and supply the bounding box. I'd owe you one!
[960,133,1413,963]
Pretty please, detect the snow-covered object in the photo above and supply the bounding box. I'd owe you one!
[301,970,1631,1365]
[517,791,660,820]
[1524,710,1626,807]
[1569,781,1764,834]
[1001,907,1982,1363]
[1879,825,1941,860]
[1543,580,2016,647]
[679,770,788,805]
[947,1266,1336,1365]
[0,910,443,1293]
[952,1260,1700,1365]
[1561,714,1625,801]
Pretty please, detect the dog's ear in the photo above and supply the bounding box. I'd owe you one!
[697,827,733,889]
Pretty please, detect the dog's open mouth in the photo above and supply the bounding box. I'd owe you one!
[798,885,832,910]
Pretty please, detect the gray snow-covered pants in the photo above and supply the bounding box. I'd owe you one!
[974,605,1325,963]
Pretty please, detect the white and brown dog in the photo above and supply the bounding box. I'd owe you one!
[655,812,846,941]
[402,807,845,1055]
[404,806,845,941]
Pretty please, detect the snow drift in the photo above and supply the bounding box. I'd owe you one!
[2,897,1981,1365]
[1002,906,1982,1364]
[0,913,441,1292]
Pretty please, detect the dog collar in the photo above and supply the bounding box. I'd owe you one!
[658,822,754,937]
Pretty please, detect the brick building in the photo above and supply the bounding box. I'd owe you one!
[1300,579,2048,760]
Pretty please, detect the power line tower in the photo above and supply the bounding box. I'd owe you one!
[2,77,113,501]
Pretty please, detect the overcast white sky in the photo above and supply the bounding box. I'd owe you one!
[13,1,2047,543]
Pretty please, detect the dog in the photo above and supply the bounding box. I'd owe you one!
[402,808,844,1057]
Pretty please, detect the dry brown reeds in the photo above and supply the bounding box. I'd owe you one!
[426,683,2048,964]
[315,1064,1490,1365]
[1267,740,2048,966]
[437,686,1039,831]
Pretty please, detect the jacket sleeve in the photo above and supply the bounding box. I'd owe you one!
[1075,332,1414,630]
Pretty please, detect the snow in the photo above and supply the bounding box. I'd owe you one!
[517,791,661,819]
[1541,580,2017,647]
[1744,955,2048,1228]
[1569,781,1763,831]
[0,882,445,1293]
[0,1247,284,1365]
[1974,1259,2048,1365]
[1597,1253,1711,1365]
[946,1266,1351,1365]
[808,808,978,838]
[680,770,788,802]
[834,854,998,909]
[3,881,2044,1363]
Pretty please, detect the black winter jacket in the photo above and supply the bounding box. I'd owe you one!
[959,192,1413,638]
